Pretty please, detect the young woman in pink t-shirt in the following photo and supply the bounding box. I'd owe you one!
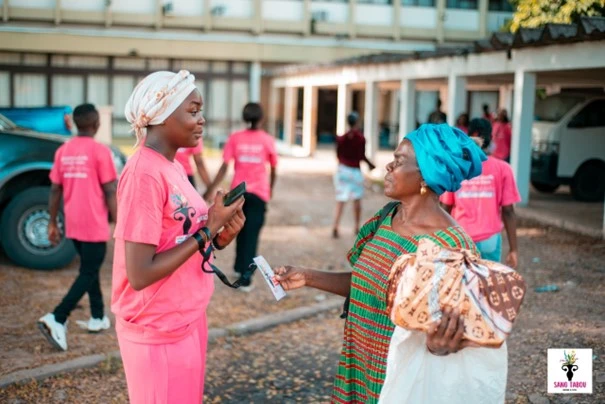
[208,102,278,291]
[441,118,521,268]
[114,71,245,403]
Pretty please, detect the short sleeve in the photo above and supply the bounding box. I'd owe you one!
[266,136,278,167]
[49,147,62,185]
[97,145,118,185]
[115,172,164,246]
[347,209,382,266]
[500,163,521,206]
[222,136,235,163]
[440,191,455,206]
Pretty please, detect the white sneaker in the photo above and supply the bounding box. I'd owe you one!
[76,316,111,333]
[37,313,67,351]
[238,285,255,293]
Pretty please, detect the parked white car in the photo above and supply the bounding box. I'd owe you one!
[531,93,605,202]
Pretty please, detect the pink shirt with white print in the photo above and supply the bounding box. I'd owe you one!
[440,156,521,243]
[223,129,278,202]
[49,136,117,242]
[111,146,214,344]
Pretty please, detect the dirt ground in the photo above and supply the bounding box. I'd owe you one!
[1,154,604,403]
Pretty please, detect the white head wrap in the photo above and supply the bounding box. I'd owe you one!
[125,70,197,146]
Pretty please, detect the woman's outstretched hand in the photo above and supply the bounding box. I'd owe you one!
[205,190,244,237]
[426,307,467,356]
[274,266,307,290]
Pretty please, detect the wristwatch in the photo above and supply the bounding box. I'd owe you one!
[212,235,225,250]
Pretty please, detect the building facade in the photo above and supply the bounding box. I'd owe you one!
[0,0,512,141]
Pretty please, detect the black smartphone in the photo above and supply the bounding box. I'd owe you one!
[223,182,246,206]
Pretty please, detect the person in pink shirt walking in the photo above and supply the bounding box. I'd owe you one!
[208,102,278,291]
[175,141,212,192]
[38,104,118,351]
[491,109,512,162]
[113,70,245,403]
[441,118,521,268]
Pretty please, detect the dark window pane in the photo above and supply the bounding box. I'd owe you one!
[571,100,605,128]
[446,0,478,9]
[402,0,436,6]
[488,0,513,12]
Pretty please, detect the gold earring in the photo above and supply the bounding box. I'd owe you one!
[420,185,427,195]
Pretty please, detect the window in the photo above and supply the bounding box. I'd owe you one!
[402,0,435,6]
[535,95,584,123]
[488,0,513,12]
[112,76,136,118]
[357,0,392,4]
[446,0,478,9]
[568,100,605,128]
[14,74,46,107]
[52,75,84,108]
[87,75,109,106]
[0,72,10,107]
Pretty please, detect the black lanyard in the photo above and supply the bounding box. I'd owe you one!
[200,243,256,289]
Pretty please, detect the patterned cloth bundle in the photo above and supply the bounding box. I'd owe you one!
[386,238,526,347]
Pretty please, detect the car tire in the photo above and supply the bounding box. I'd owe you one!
[0,186,75,270]
[531,181,559,194]
[570,161,605,202]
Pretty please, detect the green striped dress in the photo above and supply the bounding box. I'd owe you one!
[332,207,477,403]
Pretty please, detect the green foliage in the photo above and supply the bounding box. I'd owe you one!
[509,0,605,32]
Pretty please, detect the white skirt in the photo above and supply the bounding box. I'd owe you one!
[334,164,364,202]
[379,327,507,404]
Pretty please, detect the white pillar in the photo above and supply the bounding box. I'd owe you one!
[364,81,379,161]
[511,71,536,206]
[268,85,278,136]
[399,78,416,141]
[249,61,261,102]
[283,86,297,145]
[499,85,513,114]
[302,85,318,156]
[447,75,467,126]
[336,83,350,136]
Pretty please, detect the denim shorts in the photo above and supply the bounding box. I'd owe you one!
[475,233,502,262]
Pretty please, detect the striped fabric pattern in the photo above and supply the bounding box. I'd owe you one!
[332,208,477,404]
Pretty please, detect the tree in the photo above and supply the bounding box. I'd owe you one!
[508,0,605,32]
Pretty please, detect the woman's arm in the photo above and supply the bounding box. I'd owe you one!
[193,154,212,189]
[274,266,352,297]
[502,205,518,269]
[270,166,277,199]
[208,162,229,193]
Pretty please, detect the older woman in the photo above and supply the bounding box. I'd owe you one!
[275,124,490,403]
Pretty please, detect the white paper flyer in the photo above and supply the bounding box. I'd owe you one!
[253,256,287,301]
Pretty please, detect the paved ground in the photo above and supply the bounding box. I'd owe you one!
[1,151,604,403]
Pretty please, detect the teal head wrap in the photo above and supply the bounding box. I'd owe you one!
[404,124,486,195]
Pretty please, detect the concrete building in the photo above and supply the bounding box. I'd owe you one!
[267,17,605,235]
[0,0,512,141]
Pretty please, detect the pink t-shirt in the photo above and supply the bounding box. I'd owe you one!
[492,122,512,161]
[49,136,117,242]
[440,156,521,242]
[111,147,214,344]
[223,129,278,202]
[175,143,203,176]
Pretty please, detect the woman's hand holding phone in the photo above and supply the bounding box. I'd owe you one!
[215,210,246,248]
[205,190,244,237]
